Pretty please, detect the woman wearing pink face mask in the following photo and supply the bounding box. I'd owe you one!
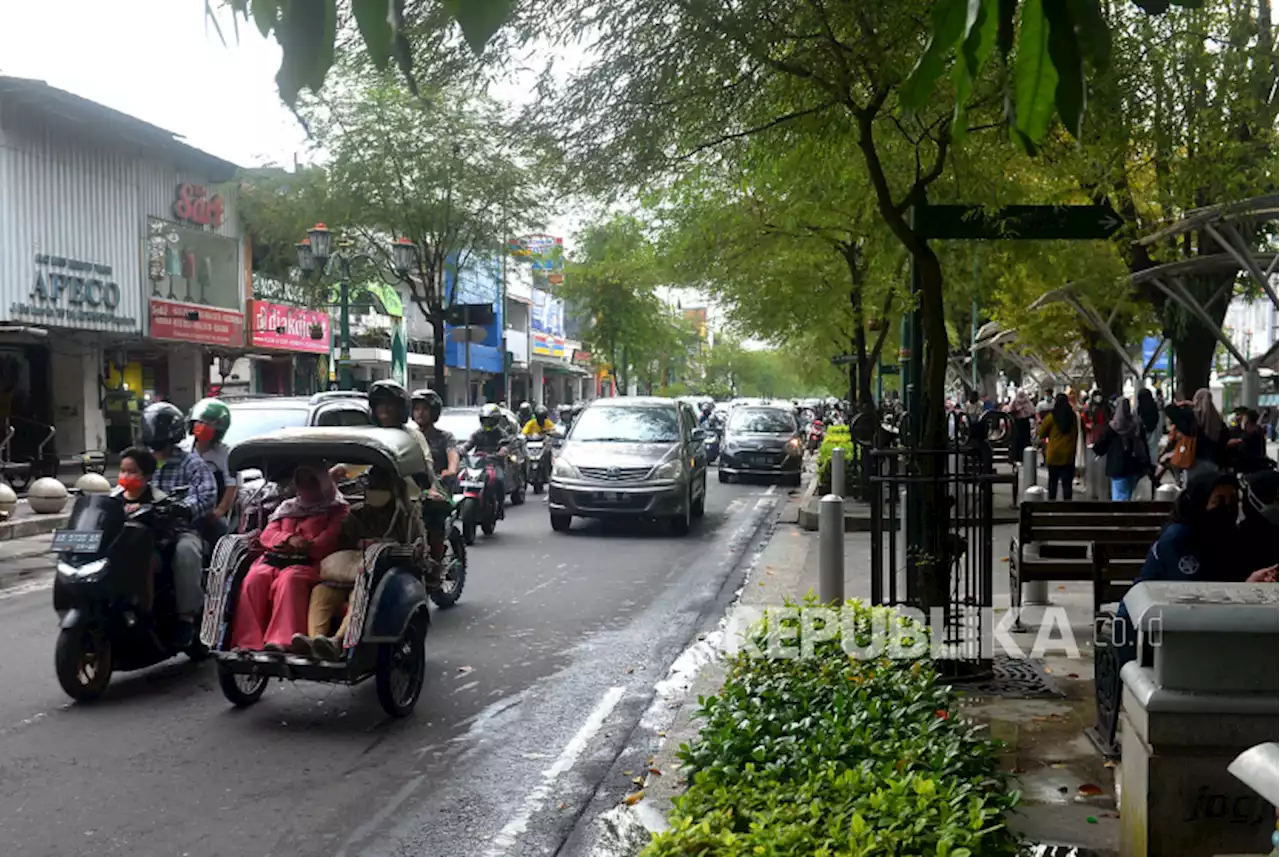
[230,462,349,653]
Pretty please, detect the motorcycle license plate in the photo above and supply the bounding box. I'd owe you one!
[460,480,485,489]
[51,529,103,553]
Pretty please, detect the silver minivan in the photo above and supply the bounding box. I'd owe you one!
[547,397,708,535]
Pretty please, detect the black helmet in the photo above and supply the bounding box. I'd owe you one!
[535,404,550,422]
[412,388,443,421]
[141,402,186,450]
[479,403,502,430]
[369,379,411,426]
[517,401,533,423]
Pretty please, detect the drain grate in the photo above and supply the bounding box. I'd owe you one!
[952,655,1064,698]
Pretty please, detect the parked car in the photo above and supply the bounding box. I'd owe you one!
[548,397,708,535]
[718,404,804,486]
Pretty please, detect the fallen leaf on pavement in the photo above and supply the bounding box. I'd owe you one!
[1058,586,1066,591]
[632,776,645,786]
[1050,763,1066,769]
[1066,673,1080,679]
[657,731,666,737]
[622,790,646,806]
[558,802,570,810]
[1103,759,1117,769]
[648,767,662,776]
[624,667,634,674]
[622,770,632,776]
[1077,783,1104,797]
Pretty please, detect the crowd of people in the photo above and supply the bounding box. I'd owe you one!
[954,384,1274,502]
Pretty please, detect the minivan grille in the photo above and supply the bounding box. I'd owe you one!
[577,466,652,482]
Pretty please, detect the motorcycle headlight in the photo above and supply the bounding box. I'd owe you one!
[651,460,682,480]
[58,558,107,579]
[552,458,580,479]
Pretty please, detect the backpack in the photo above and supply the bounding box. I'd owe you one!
[1169,428,1197,469]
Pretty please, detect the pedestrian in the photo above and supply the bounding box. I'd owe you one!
[1092,398,1150,501]
[963,389,984,425]
[1037,393,1078,500]
[1229,408,1270,473]
[1187,387,1229,480]
[1136,388,1162,493]
[1008,389,1036,465]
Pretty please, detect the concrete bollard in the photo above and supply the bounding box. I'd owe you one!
[831,446,846,499]
[1022,485,1050,606]
[1155,483,1181,503]
[1020,445,1037,495]
[818,494,844,604]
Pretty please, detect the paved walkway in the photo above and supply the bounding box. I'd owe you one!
[0,531,55,589]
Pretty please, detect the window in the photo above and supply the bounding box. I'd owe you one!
[571,405,680,444]
[729,408,797,434]
[316,406,374,428]
[222,406,309,448]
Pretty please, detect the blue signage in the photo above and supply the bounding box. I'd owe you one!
[1142,336,1169,372]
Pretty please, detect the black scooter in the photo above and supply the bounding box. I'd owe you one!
[51,488,207,702]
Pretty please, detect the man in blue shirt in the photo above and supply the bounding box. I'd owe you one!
[141,402,217,647]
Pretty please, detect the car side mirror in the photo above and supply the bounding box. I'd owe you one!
[692,428,706,441]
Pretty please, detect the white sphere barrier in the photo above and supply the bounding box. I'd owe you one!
[75,473,112,495]
[28,477,69,514]
[0,482,17,518]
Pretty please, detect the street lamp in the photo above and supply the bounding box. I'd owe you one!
[295,223,411,391]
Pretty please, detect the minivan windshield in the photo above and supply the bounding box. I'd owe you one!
[729,408,796,434]
[571,405,680,443]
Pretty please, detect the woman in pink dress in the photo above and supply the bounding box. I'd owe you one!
[231,463,348,653]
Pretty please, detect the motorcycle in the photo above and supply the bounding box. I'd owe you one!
[702,420,723,463]
[525,435,552,494]
[457,449,505,545]
[51,487,208,702]
[806,419,825,452]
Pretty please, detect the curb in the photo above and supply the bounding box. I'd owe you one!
[0,510,69,540]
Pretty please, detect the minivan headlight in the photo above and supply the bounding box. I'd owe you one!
[58,558,107,579]
[651,460,682,480]
[552,458,580,479]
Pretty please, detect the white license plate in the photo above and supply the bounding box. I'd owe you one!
[460,480,484,489]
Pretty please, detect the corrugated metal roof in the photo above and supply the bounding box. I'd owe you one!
[0,76,240,180]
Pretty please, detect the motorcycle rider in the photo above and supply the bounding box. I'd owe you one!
[516,401,534,429]
[464,403,514,498]
[412,388,459,565]
[181,397,239,539]
[522,404,556,437]
[141,401,218,647]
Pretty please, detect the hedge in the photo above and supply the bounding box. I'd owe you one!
[641,600,1021,856]
[816,425,856,495]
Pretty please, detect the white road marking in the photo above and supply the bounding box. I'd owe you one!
[483,685,626,857]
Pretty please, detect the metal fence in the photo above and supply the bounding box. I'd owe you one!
[867,441,997,679]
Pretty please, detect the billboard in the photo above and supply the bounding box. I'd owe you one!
[531,288,565,357]
[1141,336,1169,372]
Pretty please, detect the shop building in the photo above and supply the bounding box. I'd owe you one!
[444,256,504,406]
[0,77,245,455]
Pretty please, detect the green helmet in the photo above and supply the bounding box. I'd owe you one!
[188,397,232,442]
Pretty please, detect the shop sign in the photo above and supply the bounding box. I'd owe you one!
[173,183,226,229]
[146,218,241,310]
[248,300,331,353]
[532,332,565,358]
[150,298,243,347]
[10,254,137,328]
[572,349,592,366]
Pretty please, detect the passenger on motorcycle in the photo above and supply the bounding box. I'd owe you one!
[412,388,458,566]
[522,404,555,436]
[517,401,534,428]
[117,446,159,510]
[464,403,513,497]
[181,397,239,539]
[141,402,218,647]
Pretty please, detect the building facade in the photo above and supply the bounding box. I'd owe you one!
[0,76,245,456]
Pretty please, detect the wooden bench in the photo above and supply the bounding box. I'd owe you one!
[1086,540,1153,759]
[1008,500,1171,630]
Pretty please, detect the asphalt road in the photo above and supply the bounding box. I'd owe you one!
[0,475,782,857]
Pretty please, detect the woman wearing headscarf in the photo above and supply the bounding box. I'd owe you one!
[1136,389,1162,493]
[1037,393,1079,500]
[1091,398,1151,501]
[1008,389,1036,466]
[231,463,349,653]
[1188,387,1229,479]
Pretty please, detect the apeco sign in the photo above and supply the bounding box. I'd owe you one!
[10,254,136,329]
[173,183,225,230]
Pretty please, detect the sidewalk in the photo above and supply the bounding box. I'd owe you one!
[639,490,1119,855]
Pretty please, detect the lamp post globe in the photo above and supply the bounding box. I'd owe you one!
[307,222,333,264]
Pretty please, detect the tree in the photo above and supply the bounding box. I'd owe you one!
[303,75,542,394]
[559,216,673,395]
[236,165,339,306]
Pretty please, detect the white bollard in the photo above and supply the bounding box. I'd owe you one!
[1020,446,1037,495]
[1022,485,1050,606]
[818,494,844,604]
[1155,483,1181,503]
[831,446,846,499]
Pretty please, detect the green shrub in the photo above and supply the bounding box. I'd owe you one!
[816,426,855,495]
[642,600,1020,857]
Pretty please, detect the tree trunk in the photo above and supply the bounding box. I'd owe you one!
[1081,326,1124,396]
[844,247,873,405]
[1174,327,1217,399]
[432,314,448,398]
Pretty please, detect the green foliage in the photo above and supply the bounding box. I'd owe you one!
[642,600,1019,856]
[236,165,337,306]
[815,425,855,494]
[902,0,1195,152]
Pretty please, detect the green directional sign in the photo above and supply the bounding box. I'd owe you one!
[917,204,1124,241]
